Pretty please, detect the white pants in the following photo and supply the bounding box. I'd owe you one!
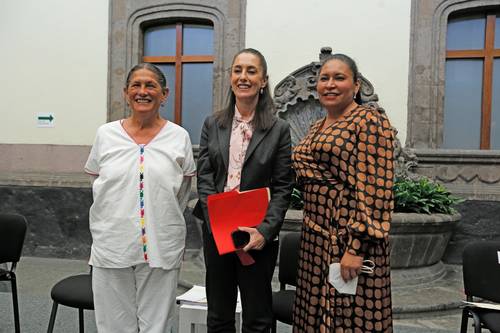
[92,264,179,333]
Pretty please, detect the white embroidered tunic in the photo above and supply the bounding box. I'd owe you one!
[85,120,196,270]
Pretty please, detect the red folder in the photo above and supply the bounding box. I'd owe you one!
[207,187,270,255]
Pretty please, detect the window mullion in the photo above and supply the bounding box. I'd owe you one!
[142,56,176,63]
[181,55,215,62]
[480,15,496,149]
[446,50,485,58]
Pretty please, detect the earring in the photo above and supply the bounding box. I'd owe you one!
[353,93,357,99]
[260,88,264,95]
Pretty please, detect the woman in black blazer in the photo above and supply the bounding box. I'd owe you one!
[194,48,292,332]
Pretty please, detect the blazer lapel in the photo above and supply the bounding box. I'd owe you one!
[244,118,277,165]
[217,124,231,170]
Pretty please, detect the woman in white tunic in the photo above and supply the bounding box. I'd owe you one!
[85,63,196,333]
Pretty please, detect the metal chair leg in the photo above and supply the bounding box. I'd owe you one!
[471,311,482,333]
[271,318,277,333]
[47,302,58,333]
[11,277,20,333]
[460,308,469,333]
[78,308,85,333]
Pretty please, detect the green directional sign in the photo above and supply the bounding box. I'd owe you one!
[37,113,55,127]
[38,115,54,121]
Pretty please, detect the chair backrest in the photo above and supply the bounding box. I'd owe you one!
[0,213,28,264]
[462,241,500,303]
[278,232,301,287]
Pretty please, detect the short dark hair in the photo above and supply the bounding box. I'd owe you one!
[125,63,167,91]
[214,48,276,130]
[319,53,362,103]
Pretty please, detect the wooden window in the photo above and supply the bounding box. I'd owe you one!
[444,13,500,149]
[143,23,214,144]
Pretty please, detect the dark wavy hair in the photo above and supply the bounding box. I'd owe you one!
[125,63,167,92]
[214,48,276,130]
[319,53,362,104]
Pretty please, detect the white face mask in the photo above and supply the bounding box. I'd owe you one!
[328,260,375,295]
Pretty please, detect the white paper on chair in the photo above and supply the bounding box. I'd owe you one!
[462,301,500,311]
[176,285,242,309]
[176,285,207,305]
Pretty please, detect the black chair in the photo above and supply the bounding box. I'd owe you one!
[460,241,500,333]
[0,213,28,333]
[272,232,301,332]
[47,273,94,333]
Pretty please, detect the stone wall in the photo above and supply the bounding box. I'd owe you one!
[0,185,202,260]
[443,200,500,264]
[0,186,92,259]
[1,184,499,263]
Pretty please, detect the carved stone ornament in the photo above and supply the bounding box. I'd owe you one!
[273,47,418,179]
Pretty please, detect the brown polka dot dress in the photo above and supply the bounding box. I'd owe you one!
[291,105,394,333]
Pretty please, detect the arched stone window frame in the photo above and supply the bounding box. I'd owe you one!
[407,0,500,200]
[107,0,246,125]
[407,0,500,149]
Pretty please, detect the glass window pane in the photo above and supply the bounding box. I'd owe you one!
[496,17,500,48]
[443,59,483,149]
[447,15,485,50]
[144,25,176,56]
[183,24,213,55]
[155,64,175,122]
[182,63,213,144]
[491,59,500,149]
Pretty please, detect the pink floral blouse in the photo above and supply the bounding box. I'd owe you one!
[225,107,254,192]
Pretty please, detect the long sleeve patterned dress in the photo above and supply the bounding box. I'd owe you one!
[291,105,395,333]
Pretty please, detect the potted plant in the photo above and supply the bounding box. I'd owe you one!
[393,177,461,215]
[390,177,462,282]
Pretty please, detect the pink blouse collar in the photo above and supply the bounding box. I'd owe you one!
[234,105,255,123]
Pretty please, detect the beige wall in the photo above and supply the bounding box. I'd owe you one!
[0,0,410,145]
[245,0,411,143]
[0,0,108,145]
[0,0,411,182]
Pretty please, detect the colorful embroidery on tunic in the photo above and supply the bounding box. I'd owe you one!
[139,145,148,261]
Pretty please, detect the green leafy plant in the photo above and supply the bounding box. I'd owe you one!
[393,177,463,214]
[290,187,304,210]
[289,177,463,214]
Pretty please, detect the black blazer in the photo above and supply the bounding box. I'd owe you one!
[193,114,293,243]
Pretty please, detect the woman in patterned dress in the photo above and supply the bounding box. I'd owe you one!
[292,54,395,332]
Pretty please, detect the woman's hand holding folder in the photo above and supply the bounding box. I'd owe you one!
[238,226,265,251]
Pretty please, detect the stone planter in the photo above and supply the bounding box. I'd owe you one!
[390,212,460,268]
[282,208,304,232]
[390,212,460,286]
